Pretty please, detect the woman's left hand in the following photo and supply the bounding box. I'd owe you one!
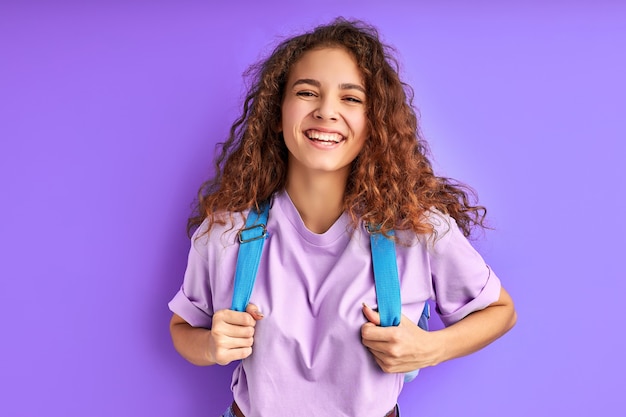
[361,303,442,373]
[361,287,516,374]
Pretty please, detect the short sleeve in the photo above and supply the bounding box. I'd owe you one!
[168,222,214,328]
[428,213,502,327]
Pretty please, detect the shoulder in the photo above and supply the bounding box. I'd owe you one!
[423,208,455,239]
[190,212,247,256]
[395,208,456,250]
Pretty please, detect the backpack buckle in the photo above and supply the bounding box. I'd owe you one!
[364,222,381,234]
[238,223,267,243]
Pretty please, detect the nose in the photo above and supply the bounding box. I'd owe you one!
[313,97,338,121]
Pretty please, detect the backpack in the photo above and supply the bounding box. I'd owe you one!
[230,201,429,382]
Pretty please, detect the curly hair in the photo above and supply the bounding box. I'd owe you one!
[188,17,486,239]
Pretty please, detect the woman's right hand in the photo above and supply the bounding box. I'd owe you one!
[208,304,264,365]
[169,304,264,366]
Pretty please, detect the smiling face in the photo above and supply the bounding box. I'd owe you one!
[280,47,368,181]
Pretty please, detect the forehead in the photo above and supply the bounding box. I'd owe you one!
[287,47,364,84]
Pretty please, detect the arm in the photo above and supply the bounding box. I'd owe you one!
[170,304,264,366]
[361,286,516,372]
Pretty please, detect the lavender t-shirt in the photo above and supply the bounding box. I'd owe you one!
[169,191,501,417]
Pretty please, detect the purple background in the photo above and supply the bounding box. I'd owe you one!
[1,1,624,416]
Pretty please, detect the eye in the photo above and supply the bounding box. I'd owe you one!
[296,90,317,98]
[343,96,364,104]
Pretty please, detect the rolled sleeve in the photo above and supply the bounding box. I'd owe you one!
[429,214,502,327]
[168,287,213,328]
[436,265,501,326]
[168,224,214,329]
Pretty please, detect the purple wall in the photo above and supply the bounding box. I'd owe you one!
[1,1,624,416]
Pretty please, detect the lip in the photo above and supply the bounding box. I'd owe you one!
[303,128,346,143]
[304,127,345,135]
[302,128,345,150]
[307,137,344,150]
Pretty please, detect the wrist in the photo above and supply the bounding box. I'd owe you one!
[428,329,451,366]
[204,329,217,365]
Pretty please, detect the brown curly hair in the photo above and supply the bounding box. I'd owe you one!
[188,17,486,239]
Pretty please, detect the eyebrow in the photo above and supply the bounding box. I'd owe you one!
[292,78,366,94]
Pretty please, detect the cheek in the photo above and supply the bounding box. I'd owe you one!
[355,115,369,138]
[355,123,368,153]
[281,96,302,123]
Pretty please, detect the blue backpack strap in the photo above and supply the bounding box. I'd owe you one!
[367,224,402,327]
[231,202,270,312]
[368,224,430,382]
[232,210,430,382]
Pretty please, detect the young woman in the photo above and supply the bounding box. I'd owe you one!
[169,18,516,417]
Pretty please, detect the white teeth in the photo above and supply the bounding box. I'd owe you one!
[306,130,343,143]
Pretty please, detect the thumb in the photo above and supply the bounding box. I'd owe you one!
[245,303,264,321]
[362,303,381,325]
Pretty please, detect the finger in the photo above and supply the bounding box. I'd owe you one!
[367,345,407,371]
[211,324,255,349]
[363,346,398,373]
[213,336,255,353]
[246,303,265,321]
[361,337,388,354]
[372,355,401,374]
[216,322,256,339]
[232,346,253,360]
[361,321,391,342]
[362,302,381,325]
[217,309,256,327]
[214,346,253,365]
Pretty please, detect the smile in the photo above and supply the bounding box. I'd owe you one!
[305,129,344,144]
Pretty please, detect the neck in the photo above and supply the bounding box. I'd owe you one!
[285,167,348,234]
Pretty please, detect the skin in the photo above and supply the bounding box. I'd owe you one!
[170,46,517,373]
[170,304,263,366]
[170,47,369,365]
[280,47,368,233]
[361,289,516,373]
